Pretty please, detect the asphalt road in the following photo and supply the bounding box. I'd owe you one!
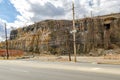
[0,60,120,80]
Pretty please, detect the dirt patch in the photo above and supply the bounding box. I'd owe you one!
[28,55,120,65]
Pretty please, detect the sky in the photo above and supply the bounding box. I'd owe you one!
[0,0,120,41]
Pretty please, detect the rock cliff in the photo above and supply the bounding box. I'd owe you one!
[1,13,120,55]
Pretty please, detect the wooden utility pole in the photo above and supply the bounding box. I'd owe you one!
[72,0,77,62]
[91,10,93,17]
[5,23,9,59]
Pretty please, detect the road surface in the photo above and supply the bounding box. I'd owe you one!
[0,60,120,80]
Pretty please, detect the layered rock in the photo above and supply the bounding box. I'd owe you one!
[1,13,120,55]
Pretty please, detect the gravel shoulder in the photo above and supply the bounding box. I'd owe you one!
[26,55,120,65]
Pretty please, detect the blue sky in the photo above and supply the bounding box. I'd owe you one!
[0,0,20,23]
[0,0,120,41]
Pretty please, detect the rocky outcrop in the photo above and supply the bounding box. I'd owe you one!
[1,13,120,55]
[8,20,72,54]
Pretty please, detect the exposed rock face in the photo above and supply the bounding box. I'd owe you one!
[1,13,120,55]
[8,20,73,54]
[10,30,18,40]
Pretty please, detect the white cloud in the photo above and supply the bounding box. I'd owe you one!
[10,0,66,23]
[0,20,6,41]
[10,0,32,22]
[0,0,119,41]
[0,0,120,39]
[1,0,119,27]
[0,36,4,42]
[5,0,120,25]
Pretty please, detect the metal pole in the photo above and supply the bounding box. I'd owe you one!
[5,23,9,59]
[72,0,77,62]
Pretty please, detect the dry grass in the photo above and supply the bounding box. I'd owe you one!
[0,57,21,60]
[97,61,120,65]
[104,54,120,60]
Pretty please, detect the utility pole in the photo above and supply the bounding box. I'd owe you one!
[91,9,95,51]
[91,10,93,17]
[72,0,77,62]
[5,23,9,59]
